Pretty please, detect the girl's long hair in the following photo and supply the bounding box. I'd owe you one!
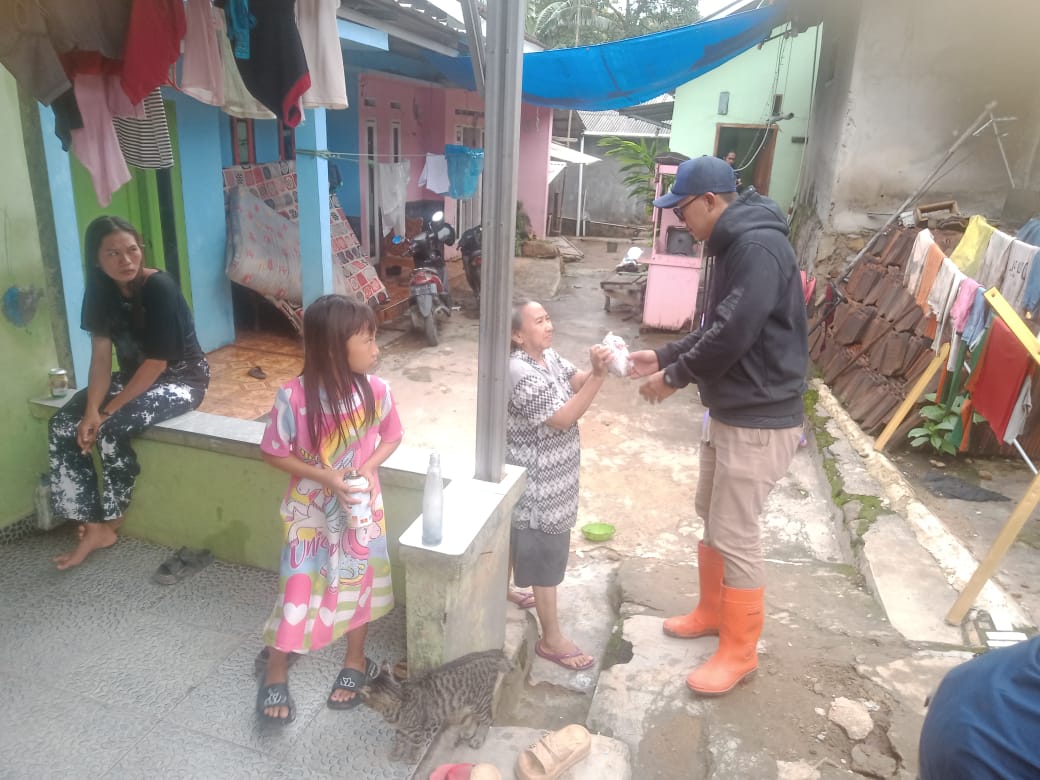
[301,295,378,450]
[82,216,148,330]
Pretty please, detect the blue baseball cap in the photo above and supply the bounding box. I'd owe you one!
[653,155,738,209]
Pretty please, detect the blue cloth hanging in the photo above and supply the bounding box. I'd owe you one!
[444,144,485,200]
[224,0,256,60]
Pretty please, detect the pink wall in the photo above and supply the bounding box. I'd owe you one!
[355,73,552,253]
[517,104,552,241]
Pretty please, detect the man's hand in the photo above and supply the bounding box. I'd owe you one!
[628,349,660,378]
[639,371,677,404]
[76,410,102,454]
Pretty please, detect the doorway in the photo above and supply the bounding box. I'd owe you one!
[715,125,777,196]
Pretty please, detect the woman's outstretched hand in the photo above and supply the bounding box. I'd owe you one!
[628,349,660,378]
[589,344,612,377]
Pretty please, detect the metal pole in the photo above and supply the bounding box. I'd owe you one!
[475,0,526,482]
[576,135,585,237]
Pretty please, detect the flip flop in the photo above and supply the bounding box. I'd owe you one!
[516,724,591,780]
[152,547,214,585]
[326,656,379,710]
[534,639,595,671]
[430,764,475,780]
[256,681,296,725]
[508,589,536,610]
[247,366,267,380]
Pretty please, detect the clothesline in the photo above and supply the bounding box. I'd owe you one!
[296,148,434,160]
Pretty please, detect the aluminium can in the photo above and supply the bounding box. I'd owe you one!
[344,471,373,530]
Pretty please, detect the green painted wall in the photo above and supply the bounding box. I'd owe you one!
[0,71,60,529]
[669,25,821,213]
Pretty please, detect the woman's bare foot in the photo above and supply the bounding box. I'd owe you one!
[262,650,292,721]
[53,520,120,570]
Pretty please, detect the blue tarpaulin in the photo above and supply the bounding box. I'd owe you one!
[423,3,788,111]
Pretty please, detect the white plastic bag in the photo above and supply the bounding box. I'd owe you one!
[602,332,632,378]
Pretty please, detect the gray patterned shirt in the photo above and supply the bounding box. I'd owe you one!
[506,349,581,534]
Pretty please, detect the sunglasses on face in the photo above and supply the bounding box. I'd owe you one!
[672,194,703,222]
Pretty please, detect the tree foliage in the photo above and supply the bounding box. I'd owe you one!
[597,135,669,217]
[528,0,701,50]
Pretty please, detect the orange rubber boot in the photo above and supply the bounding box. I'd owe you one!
[686,585,764,696]
[663,542,724,638]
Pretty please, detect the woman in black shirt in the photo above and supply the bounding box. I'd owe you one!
[49,216,209,569]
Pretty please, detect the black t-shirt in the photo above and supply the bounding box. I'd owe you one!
[81,271,208,389]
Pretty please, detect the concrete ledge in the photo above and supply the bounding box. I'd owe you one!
[399,465,526,674]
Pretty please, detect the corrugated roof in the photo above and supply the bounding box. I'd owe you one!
[575,110,671,138]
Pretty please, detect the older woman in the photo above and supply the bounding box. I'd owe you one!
[48,216,209,569]
[506,300,611,670]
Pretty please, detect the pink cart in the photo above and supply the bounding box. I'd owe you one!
[640,163,703,330]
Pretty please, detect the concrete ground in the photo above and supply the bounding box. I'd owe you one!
[3,237,1036,779]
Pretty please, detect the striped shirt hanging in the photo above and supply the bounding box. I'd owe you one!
[113,89,174,170]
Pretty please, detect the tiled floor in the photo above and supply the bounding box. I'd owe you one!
[200,262,464,421]
[0,528,410,779]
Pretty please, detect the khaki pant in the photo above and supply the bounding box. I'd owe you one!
[695,417,800,589]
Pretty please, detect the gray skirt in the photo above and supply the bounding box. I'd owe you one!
[511,525,571,588]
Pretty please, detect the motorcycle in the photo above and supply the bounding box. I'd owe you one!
[458,224,483,299]
[395,210,456,346]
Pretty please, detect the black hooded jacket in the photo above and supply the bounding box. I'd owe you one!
[655,189,808,428]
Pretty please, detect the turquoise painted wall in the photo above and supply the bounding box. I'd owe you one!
[669,25,820,213]
[0,71,60,528]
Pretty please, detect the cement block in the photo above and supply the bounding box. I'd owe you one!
[861,516,963,644]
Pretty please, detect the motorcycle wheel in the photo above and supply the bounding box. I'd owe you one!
[424,312,440,346]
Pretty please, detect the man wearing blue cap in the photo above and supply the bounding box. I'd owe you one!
[629,155,807,696]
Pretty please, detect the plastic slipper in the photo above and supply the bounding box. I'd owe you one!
[253,647,300,678]
[508,589,536,610]
[327,656,379,710]
[247,366,267,380]
[152,547,214,585]
[470,765,502,780]
[430,763,474,780]
[534,639,595,671]
[256,681,296,725]
[516,724,591,780]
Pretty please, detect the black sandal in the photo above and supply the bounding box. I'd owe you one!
[326,657,379,710]
[256,681,296,725]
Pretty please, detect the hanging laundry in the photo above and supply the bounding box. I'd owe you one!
[121,0,187,105]
[418,153,450,196]
[976,229,1013,290]
[218,0,255,60]
[927,260,964,352]
[949,277,982,335]
[297,0,348,109]
[999,240,1034,313]
[949,215,995,278]
[229,0,311,127]
[71,72,145,206]
[51,88,84,151]
[377,161,410,237]
[961,287,990,350]
[113,89,173,169]
[1003,375,1033,444]
[445,144,485,199]
[965,317,1034,442]
[904,229,934,295]
[914,242,945,312]
[179,0,225,107]
[214,10,274,119]
[42,0,130,61]
[1017,217,1040,247]
[0,0,70,105]
[1022,249,1040,318]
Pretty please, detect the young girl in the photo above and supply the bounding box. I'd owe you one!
[256,295,403,724]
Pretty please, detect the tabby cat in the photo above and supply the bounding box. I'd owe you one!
[361,649,511,763]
